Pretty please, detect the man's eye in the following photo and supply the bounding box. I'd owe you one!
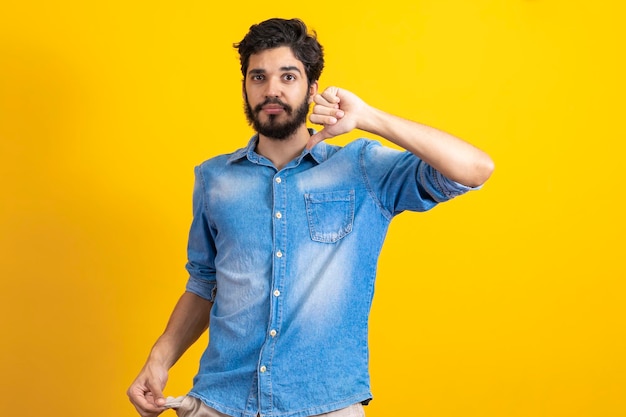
[284,74,296,81]
[251,75,264,81]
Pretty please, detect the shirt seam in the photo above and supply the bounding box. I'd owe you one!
[358,140,394,221]
[189,391,372,417]
[196,165,220,233]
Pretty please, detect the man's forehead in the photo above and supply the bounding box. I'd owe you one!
[247,47,305,73]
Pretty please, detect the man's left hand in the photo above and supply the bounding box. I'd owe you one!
[307,86,367,149]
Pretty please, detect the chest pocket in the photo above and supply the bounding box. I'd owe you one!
[304,190,355,243]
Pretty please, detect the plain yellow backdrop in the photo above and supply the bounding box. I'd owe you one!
[1,1,624,416]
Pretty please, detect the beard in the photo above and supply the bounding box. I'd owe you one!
[244,94,310,140]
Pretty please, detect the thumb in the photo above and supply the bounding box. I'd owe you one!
[306,129,331,150]
[147,378,167,407]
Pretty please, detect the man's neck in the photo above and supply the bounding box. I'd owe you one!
[256,125,311,170]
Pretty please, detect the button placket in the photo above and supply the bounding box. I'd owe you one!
[272,173,286,304]
[258,172,287,412]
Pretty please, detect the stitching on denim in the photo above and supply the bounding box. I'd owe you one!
[304,190,355,243]
[419,164,446,203]
[359,140,393,221]
[277,393,372,417]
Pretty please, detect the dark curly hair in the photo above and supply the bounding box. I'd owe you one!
[234,18,324,87]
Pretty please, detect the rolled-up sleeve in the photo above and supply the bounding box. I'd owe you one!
[361,140,479,217]
[185,165,218,302]
[418,163,481,202]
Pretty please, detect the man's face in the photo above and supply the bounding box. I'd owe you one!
[243,46,317,140]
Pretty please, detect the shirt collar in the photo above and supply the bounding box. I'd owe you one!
[226,129,330,166]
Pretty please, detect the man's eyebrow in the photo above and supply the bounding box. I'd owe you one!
[248,66,303,75]
[280,66,302,74]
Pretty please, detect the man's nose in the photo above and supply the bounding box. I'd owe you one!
[265,77,281,98]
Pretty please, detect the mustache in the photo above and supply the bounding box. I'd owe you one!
[254,97,292,114]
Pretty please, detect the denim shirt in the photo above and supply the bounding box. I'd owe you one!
[185,134,476,417]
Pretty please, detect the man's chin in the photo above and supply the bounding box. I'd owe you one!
[248,99,310,140]
[258,129,297,141]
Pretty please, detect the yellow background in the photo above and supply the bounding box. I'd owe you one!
[1,1,624,416]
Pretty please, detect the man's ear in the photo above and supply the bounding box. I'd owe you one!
[308,81,319,103]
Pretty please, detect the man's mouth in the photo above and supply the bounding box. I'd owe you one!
[255,98,291,115]
[261,104,286,115]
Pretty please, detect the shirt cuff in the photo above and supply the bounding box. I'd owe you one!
[420,163,481,202]
[186,275,217,302]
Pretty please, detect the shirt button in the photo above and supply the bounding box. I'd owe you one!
[270,329,277,337]
[260,365,267,373]
[276,250,283,258]
[275,211,282,219]
[275,177,282,184]
[273,289,281,297]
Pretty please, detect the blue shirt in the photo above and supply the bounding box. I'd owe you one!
[185,134,476,417]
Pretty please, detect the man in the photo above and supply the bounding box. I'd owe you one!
[128,17,494,417]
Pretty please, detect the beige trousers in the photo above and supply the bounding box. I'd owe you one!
[165,396,365,417]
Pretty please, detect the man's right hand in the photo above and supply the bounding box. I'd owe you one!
[127,362,169,417]
[127,292,213,416]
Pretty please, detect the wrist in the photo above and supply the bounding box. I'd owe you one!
[147,340,177,369]
[358,106,385,136]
